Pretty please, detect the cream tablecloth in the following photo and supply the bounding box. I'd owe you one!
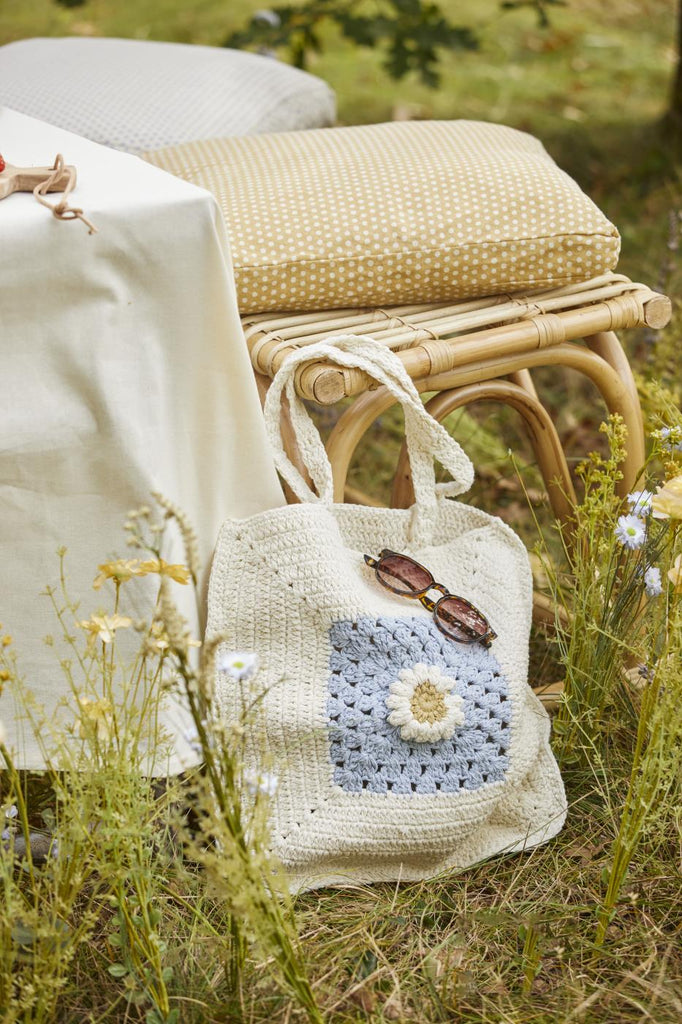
[0,108,284,771]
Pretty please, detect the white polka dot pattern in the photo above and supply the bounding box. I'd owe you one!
[145,119,620,313]
[0,38,336,154]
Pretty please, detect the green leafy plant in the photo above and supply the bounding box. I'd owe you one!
[0,497,321,1023]
[225,0,563,87]
[535,412,682,945]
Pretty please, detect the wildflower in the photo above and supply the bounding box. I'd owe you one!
[137,559,190,584]
[151,492,201,583]
[627,490,654,516]
[245,770,278,797]
[2,805,18,841]
[668,554,682,593]
[92,558,147,589]
[651,474,682,520]
[644,566,663,597]
[218,651,259,681]
[614,514,646,549]
[386,663,465,743]
[79,613,132,647]
[77,696,114,743]
[657,426,682,452]
[2,635,11,646]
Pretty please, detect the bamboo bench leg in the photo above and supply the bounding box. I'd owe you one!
[325,378,576,525]
[389,381,577,527]
[584,330,645,478]
[423,343,645,496]
[508,368,539,400]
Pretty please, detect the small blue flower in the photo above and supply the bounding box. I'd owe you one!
[644,566,663,597]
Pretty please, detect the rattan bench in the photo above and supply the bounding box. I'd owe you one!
[243,273,671,528]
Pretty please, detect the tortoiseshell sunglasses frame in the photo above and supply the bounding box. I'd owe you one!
[364,549,497,648]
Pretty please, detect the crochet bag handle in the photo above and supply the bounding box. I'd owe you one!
[263,334,475,535]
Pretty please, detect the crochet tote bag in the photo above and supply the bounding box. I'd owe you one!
[207,335,566,892]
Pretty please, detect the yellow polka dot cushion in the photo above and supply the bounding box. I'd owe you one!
[144,119,620,314]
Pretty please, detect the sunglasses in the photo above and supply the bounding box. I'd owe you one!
[363,549,497,648]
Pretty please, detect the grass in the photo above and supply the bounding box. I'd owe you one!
[1,2,682,1021]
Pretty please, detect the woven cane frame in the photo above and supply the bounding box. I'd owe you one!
[243,274,670,519]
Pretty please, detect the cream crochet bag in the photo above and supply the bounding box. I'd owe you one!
[208,336,566,892]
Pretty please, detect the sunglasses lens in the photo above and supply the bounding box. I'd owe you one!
[436,596,490,642]
[376,553,432,594]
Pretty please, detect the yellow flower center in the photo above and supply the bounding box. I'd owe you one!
[409,680,447,724]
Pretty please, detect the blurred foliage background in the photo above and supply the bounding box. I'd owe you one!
[0,1,676,283]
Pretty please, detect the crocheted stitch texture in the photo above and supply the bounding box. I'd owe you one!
[327,616,510,795]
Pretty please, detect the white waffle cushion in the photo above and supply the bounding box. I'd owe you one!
[0,37,336,153]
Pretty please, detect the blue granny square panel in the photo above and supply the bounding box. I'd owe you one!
[326,616,511,795]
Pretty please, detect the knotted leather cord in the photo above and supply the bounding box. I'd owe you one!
[33,154,98,235]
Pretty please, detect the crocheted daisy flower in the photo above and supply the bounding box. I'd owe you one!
[386,663,464,743]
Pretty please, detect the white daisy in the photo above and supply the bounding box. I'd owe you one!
[386,663,464,744]
[644,566,663,597]
[626,490,654,516]
[218,651,259,681]
[614,514,646,550]
[244,770,278,798]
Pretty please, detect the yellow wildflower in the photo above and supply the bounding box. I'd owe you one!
[668,554,682,593]
[137,559,190,584]
[77,696,114,743]
[2,635,12,647]
[93,559,147,590]
[651,474,682,520]
[79,614,132,647]
[0,669,10,682]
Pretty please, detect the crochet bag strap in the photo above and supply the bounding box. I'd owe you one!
[263,335,475,540]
